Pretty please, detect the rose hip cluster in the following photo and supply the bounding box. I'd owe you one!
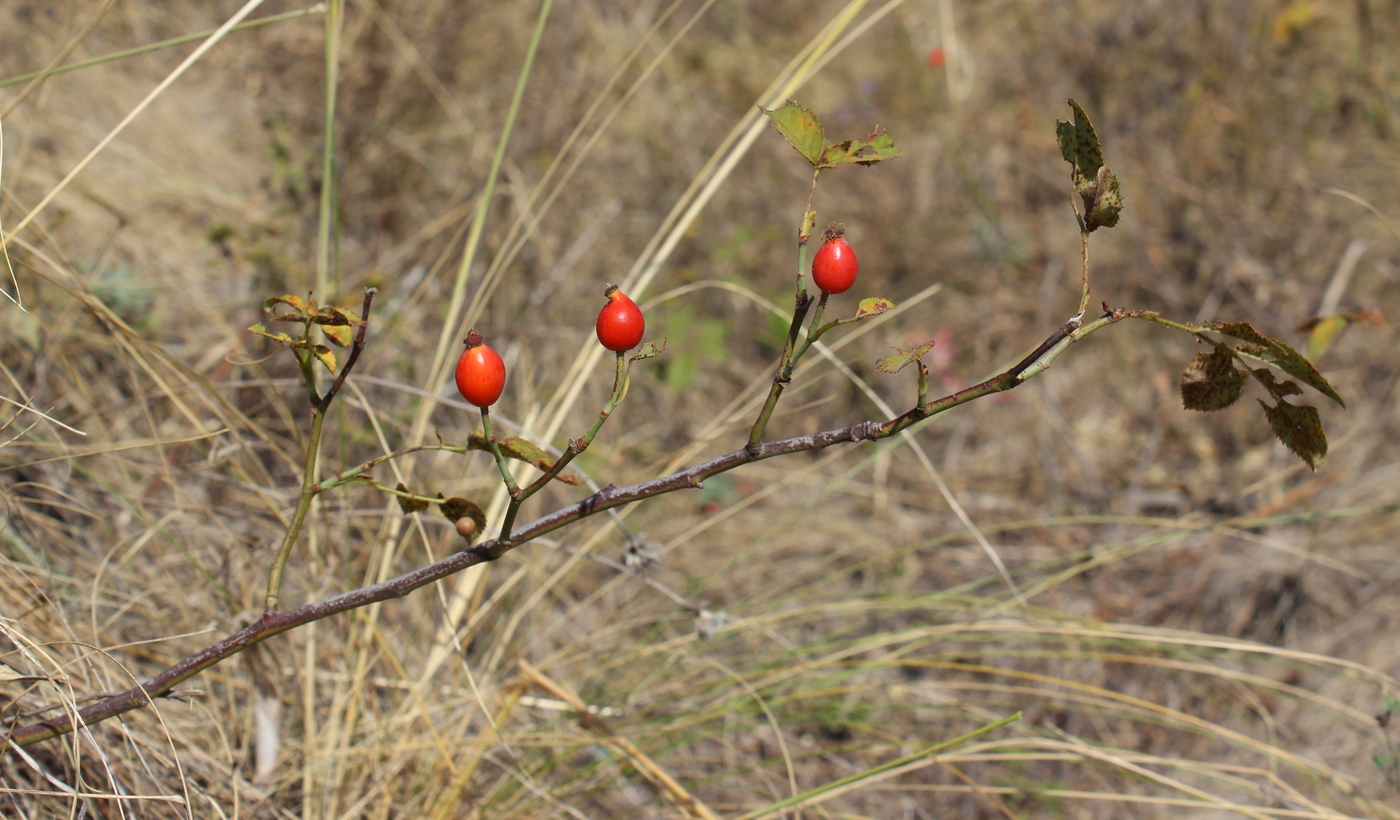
[455,282,647,407]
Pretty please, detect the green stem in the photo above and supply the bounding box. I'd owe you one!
[482,406,522,544]
[0,7,324,89]
[494,352,630,553]
[265,407,326,613]
[747,291,819,455]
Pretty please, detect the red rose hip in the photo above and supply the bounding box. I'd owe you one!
[455,330,506,408]
[811,223,858,295]
[596,284,645,352]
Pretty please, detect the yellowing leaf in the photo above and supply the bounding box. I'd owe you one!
[322,324,354,347]
[311,344,337,372]
[762,101,826,167]
[876,341,936,374]
[855,297,896,318]
[249,324,294,345]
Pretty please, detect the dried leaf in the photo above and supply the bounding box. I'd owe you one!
[1213,321,1343,406]
[439,495,487,541]
[876,341,936,374]
[1259,399,1327,470]
[762,101,826,167]
[1179,347,1246,411]
[396,482,430,514]
[1251,369,1303,398]
[465,433,581,485]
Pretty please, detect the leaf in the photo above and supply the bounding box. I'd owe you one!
[321,324,354,347]
[821,129,901,168]
[439,495,487,536]
[1303,314,1348,359]
[876,341,936,374]
[1180,347,1247,411]
[313,305,366,326]
[311,345,337,372]
[1212,321,1344,406]
[1300,309,1384,359]
[266,311,307,324]
[249,324,294,345]
[465,432,581,485]
[1086,165,1124,231]
[762,101,826,167]
[855,297,896,319]
[1259,399,1327,471]
[263,294,308,316]
[1251,368,1303,398]
[395,482,429,514]
[629,338,667,361]
[1056,98,1105,187]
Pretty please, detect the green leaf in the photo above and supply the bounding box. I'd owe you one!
[322,324,354,347]
[762,101,826,167]
[629,338,667,361]
[249,324,294,345]
[1056,98,1104,187]
[854,296,896,319]
[1180,347,1247,411]
[395,482,430,514]
[263,294,308,316]
[820,129,901,168]
[1259,399,1327,471]
[1212,321,1344,406]
[311,344,337,372]
[876,341,936,375]
[1374,752,1392,771]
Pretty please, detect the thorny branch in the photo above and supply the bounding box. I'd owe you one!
[2,304,1133,751]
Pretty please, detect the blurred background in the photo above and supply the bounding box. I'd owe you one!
[2,1,1398,816]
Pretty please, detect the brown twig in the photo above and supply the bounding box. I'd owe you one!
[2,308,1129,750]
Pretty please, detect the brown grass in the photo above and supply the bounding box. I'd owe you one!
[2,0,1399,817]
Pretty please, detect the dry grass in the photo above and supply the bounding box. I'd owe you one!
[2,0,1399,817]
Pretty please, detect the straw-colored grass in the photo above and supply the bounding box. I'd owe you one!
[2,1,1399,817]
